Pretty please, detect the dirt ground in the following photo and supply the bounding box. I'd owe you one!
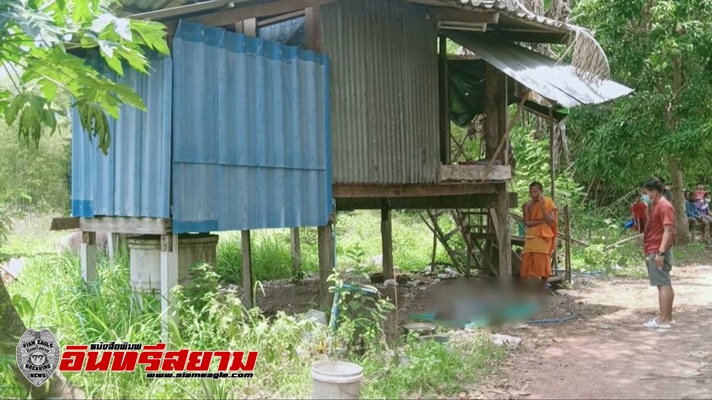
[255,262,712,400]
[479,264,712,400]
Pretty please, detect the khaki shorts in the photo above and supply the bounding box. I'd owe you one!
[647,252,672,287]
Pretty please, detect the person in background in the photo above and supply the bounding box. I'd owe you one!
[695,183,707,201]
[696,192,712,229]
[686,191,708,241]
[631,195,648,233]
[663,184,674,202]
[521,181,558,294]
[639,178,676,329]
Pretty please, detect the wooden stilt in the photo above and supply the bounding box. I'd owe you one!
[81,232,97,284]
[317,223,333,310]
[241,230,254,309]
[497,183,512,279]
[107,232,117,263]
[564,205,572,284]
[381,208,394,280]
[290,228,302,278]
[160,233,179,343]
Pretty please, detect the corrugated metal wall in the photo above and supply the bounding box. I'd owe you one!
[71,57,172,218]
[321,0,440,184]
[171,21,331,233]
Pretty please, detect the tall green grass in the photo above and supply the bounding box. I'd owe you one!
[0,215,503,399]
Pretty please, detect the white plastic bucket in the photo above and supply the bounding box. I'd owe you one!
[311,361,363,399]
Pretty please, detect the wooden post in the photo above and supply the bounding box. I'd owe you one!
[305,7,322,52]
[485,64,508,163]
[438,34,451,164]
[564,205,572,284]
[290,228,301,278]
[381,207,394,280]
[497,183,512,279]
[241,230,254,309]
[160,233,179,343]
[80,232,97,283]
[318,223,334,310]
[548,108,558,273]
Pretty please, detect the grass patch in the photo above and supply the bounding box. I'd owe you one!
[0,213,501,399]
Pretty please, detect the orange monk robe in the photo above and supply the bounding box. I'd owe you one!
[521,196,558,279]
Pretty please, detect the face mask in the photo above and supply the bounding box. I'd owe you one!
[642,195,651,204]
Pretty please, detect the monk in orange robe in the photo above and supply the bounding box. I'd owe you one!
[521,181,558,292]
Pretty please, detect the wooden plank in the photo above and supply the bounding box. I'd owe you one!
[485,64,508,163]
[490,31,569,44]
[317,223,334,310]
[243,18,257,36]
[290,228,301,277]
[160,234,179,343]
[51,217,79,231]
[189,0,335,28]
[80,232,97,284]
[241,230,254,309]
[336,193,517,211]
[79,217,171,235]
[496,183,512,278]
[428,8,499,24]
[259,10,305,27]
[381,208,394,280]
[305,6,322,52]
[438,34,451,164]
[333,183,498,199]
[439,164,512,182]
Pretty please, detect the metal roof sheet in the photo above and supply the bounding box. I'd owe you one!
[446,31,634,108]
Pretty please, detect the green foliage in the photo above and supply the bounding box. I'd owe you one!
[567,0,712,199]
[0,0,169,154]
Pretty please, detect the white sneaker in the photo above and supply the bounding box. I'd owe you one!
[643,317,671,329]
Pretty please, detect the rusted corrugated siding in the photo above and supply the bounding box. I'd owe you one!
[321,0,440,184]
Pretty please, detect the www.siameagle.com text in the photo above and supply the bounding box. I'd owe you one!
[146,372,255,379]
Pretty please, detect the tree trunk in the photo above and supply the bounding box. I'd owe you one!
[669,156,689,246]
[0,280,86,399]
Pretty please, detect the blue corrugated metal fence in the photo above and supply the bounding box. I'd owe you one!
[71,57,173,219]
[71,21,332,233]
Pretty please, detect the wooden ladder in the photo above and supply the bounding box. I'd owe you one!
[421,208,499,277]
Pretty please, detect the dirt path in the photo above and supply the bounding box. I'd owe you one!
[488,264,712,400]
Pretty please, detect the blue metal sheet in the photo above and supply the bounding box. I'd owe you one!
[171,21,331,233]
[70,57,172,218]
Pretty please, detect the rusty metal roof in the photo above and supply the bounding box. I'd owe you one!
[457,0,567,30]
[446,30,634,108]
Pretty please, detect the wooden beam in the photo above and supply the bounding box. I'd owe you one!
[439,34,451,164]
[259,10,305,27]
[241,230,254,309]
[381,207,394,280]
[243,18,257,36]
[317,223,334,310]
[79,217,171,235]
[333,183,498,199]
[428,8,499,24]
[336,192,518,211]
[290,228,301,277]
[189,0,334,28]
[496,183,512,279]
[160,234,179,343]
[80,232,97,284]
[492,31,569,44]
[304,6,322,52]
[439,164,512,182]
[446,54,482,61]
[51,217,79,231]
[485,63,507,164]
